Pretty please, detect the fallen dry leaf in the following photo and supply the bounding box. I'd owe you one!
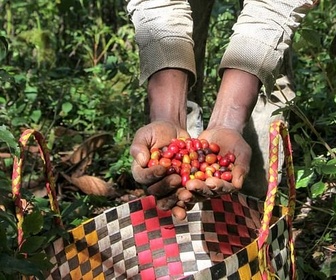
[68,133,113,165]
[0,153,11,159]
[54,126,79,137]
[62,173,116,197]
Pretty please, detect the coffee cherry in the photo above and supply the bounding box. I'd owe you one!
[168,143,179,154]
[174,152,183,161]
[200,139,209,149]
[150,149,161,160]
[214,170,221,178]
[181,173,190,186]
[159,158,171,168]
[219,157,230,167]
[189,151,198,161]
[198,154,206,163]
[192,139,202,150]
[191,159,200,169]
[148,158,159,167]
[147,138,236,185]
[221,171,233,182]
[194,170,206,180]
[162,150,175,159]
[205,153,217,164]
[182,154,191,164]
[226,152,236,163]
[167,166,177,175]
[171,158,182,167]
[209,143,220,154]
[199,162,209,172]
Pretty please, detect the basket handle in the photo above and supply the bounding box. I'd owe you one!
[12,129,63,247]
[258,120,296,245]
[257,120,296,279]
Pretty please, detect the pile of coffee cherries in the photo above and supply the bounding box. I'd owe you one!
[147,138,236,186]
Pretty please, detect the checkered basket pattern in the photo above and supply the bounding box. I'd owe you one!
[12,120,296,279]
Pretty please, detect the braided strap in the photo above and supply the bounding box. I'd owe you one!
[12,129,62,247]
[258,120,296,279]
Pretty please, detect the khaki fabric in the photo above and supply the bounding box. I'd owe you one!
[127,0,315,93]
[126,0,196,85]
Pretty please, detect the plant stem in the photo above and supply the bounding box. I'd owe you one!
[275,84,336,159]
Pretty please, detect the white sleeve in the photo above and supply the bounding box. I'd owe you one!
[219,0,316,94]
[126,0,196,85]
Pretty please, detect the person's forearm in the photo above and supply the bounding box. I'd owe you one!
[207,69,260,133]
[148,69,189,129]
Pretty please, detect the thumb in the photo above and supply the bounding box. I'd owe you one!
[231,164,248,190]
[130,143,150,168]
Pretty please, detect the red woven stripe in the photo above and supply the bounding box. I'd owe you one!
[132,196,184,277]
[130,210,145,226]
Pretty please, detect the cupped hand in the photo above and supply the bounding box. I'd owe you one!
[176,126,252,209]
[130,120,190,215]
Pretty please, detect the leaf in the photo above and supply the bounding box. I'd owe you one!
[0,253,44,279]
[311,181,326,198]
[62,102,73,114]
[293,134,306,147]
[62,173,116,196]
[20,236,46,254]
[68,133,113,164]
[322,158,336,175]
[295,167,315,189]
[0,36,8,62]
[61,196,87,218]
[0,211,17,232]
[0,126,20,157]
[300,28,321,48]
[321,162,336,175]
[330,34,336,58]
[30,110,42,123]
[22,211,44,236]
[0,226,9,252]
[320,252,336,277]
[24,85,38,94]
[26,252,54,271]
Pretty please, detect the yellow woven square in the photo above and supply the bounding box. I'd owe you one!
[93,273,105,280]
[246,241,258,262]
[85,230,98,247]
[78,248,89,264]
[70,266,81,279]
[82,271,93,280]
[65,243,78,259]
[72,225,85,240]
[90,253,102,270]
[238,263,252,278]
[251,273,263,280]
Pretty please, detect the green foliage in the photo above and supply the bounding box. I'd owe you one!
[0,140,55,279]
[0,125,118,278]
[0,0,335,278]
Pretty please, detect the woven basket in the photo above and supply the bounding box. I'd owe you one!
[12,120,296,280]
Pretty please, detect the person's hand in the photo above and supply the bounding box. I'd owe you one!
[176,126,252,213]
[173,68,259,218]
[130,120,190,215]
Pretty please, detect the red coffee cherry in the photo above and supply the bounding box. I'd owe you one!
[147,138,236,185]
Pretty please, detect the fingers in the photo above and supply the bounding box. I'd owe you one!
[172,205,187,220]
[131,160,167,184]
[156,191,180,211]
[146,173,182,198]
[185,179,215,196]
